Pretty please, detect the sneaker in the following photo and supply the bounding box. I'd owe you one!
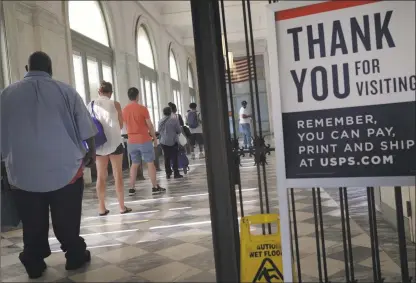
[152,185,166,194]
[129,188,136,196]
[174,174,183,179]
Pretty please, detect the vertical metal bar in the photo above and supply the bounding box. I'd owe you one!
[190,1,240,281]
[317,188,329,282]
[367,186,378,282]
[343,187,356,282]
[241,0,265,234]
[312,188,323,282]
[395,186,410,283]
[290,188,302,283]
[339,188,351,282]
[246,0,272,234]
[369,187,382,282]
[219,0,244,217]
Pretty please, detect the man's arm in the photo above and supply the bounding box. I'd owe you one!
[72,89,98,166]
[145,119,157,143]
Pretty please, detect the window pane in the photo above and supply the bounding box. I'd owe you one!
[145,79,154,125]
[151,82,159,126]
[188,65,194,88]
[178,92,183,115]
[169,50,179,81]
[102,63,114,100]
[145,80,152,109]
[137,26,155,70]
[87,57,100,102]
[68,1,109,46]
[72,53,86,103]
[140,77,145,105]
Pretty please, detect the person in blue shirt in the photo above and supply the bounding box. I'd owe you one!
[0,51,98,279]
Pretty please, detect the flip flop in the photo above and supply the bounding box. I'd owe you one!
[121,207,132,214]
[99,209,110,216]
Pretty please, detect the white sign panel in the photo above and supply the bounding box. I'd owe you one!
[268,1,416,188]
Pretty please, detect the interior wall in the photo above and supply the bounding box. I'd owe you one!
[1,1,197,112]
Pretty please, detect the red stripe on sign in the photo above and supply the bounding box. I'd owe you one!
[275,0,380,21]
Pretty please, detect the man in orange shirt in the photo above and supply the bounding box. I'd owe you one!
[122,87,165,195]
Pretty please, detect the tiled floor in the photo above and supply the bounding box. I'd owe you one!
[1,152,415,282]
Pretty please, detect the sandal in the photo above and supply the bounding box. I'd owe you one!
[121,207,132,214]
[99,209,110,216]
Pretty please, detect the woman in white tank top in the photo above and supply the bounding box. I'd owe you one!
[87,81,132,215]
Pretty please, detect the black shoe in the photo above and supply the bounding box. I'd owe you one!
[174,174,183,179]
[129,188,136,196]
[19,253,47,279]
[152,186,166,194]
[166,173,172,179]
[65,250,91,271]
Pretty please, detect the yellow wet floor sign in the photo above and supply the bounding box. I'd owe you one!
[240,214,288,282]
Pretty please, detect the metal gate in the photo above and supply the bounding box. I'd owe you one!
[191,0,415,282]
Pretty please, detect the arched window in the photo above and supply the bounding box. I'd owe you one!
[188,63,196,103]
[169,48,183,115]
[68,1,114,104]
[137,25,160,127]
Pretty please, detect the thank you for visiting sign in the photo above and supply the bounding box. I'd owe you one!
[270,1,415,187]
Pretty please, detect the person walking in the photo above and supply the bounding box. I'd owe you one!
[158,107,183,179]
[87,81,132,216]
[239,100,252,149]
[122,87,165,195]
[186,103,204,159]
[0,51,96,278]
[168,102,184,126]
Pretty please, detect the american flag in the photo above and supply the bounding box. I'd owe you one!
[225,57,255,84]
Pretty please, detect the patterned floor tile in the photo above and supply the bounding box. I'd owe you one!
[139,261,202,282]
[2,155,414,282]
[116,253,172,274]
[181,250,215,271]
[96,246,148,264]
[155,243,208,261]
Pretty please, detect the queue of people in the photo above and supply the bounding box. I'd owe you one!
[0,51,206,279]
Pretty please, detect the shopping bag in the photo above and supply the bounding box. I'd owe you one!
[178,133,188,146]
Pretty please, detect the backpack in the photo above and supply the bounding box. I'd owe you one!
[188,111,200,129]
[90,101,107,147]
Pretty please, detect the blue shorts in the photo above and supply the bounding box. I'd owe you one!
[127,142,155,164]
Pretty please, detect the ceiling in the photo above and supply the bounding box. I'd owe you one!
[139,1,270,56]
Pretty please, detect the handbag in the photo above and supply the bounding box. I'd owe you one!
[178,133,188,146]
[90,101,107,147]
[1,161,21,227]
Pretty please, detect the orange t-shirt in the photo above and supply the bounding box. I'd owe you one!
[122,102,152,144]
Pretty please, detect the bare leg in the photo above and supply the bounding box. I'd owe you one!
[109,154,125,212]
[129,163,139,189]
[95,155,109,214]
[146,162,158,188]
